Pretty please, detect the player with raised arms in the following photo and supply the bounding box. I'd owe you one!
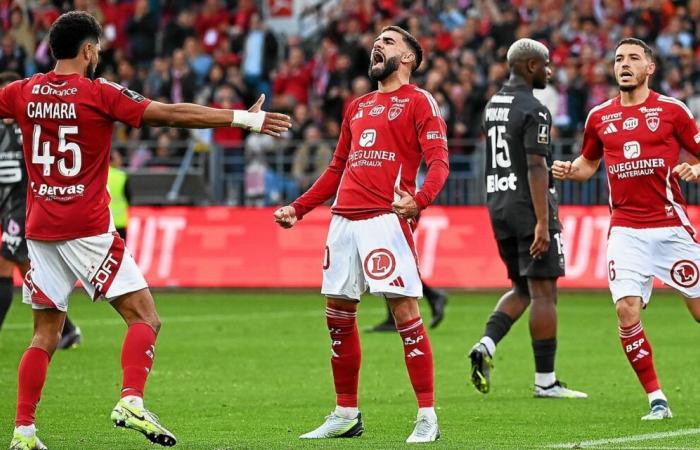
[3,11,290,450]
[274,25,449,443]
[553,38,700,420]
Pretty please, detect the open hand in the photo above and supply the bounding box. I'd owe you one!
[249,94,292,138]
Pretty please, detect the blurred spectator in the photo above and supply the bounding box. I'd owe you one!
[183,37,213,86]
[161,49,196,103]
[126,0,157,67]
[196,0,229,54]
[117,60,143,93]
[9,8,34,64]
[292,125,333,191]
[0,34,25,76]
[210,84,245,150]
[242,12,278,102]
[272,46,313,110]
[163,11,196,57]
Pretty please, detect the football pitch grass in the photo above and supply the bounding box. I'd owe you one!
[1,290,700,449]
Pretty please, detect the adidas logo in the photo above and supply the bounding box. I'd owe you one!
[603,123,618,135]
[389,276,405,287]
[407,348,424,358]
[632,349,650,363]
[352,109,364,121]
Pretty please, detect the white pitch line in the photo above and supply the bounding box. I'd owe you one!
[548,428,700,448]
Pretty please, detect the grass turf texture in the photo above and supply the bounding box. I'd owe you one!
[1,290,700,449]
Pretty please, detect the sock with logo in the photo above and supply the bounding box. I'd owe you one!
[326,306,361,408]
[619,321,660,393]
[120,323,157,399]
[0,276,13,330]
[15,347,50,426]
[397,317,434,407]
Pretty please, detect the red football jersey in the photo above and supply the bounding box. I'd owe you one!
[0,72,151,240]
[581,90,700,231]
[291,84,449,220]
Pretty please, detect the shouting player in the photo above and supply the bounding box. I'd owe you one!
[3,12,290,450]
[274,26,448,443]
[468,39,587,399]
[0,71,81,349]
[553,38,700,420]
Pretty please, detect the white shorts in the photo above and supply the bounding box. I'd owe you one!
[607,226,700,304]
[23,232,148,312]
[322,214,422,300]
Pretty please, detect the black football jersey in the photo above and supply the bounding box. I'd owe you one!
[0,123,27,211]
[482,80,561,239]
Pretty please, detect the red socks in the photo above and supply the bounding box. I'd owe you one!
[397,317,434,408]
[121,323,157,398]
[15,347,50,426]
[325,306,361,407]
[619,321,660,393]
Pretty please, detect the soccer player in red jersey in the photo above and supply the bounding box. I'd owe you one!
[274,26,449,443]
[554,38,700,420]
[2,12,290,450]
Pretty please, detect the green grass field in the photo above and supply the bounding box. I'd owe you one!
[1,290,700,449]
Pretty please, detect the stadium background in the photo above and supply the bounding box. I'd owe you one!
[3,1,700,449]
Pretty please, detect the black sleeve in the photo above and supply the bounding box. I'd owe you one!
[523,104,552,156]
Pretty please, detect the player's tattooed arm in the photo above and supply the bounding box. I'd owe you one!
[552,156,600,182]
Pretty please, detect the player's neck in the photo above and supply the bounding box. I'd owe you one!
[378,72,409,93]
[619,85,650,106]
[53,60,85,77]
[507,73,531,90]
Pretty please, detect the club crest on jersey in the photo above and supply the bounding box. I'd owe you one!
[359,129,376,147]
[671,260,699,288]
[363,248,396,280]
[623,141,641,159]
[388,105,403,121]
[369,105,385,117]
[623,117,638,131]
[646,116,659,132]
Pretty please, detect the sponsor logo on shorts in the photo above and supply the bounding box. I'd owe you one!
[671,259,699,288]
[363,248,396,280]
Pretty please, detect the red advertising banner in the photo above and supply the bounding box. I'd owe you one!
[125,206,700,289]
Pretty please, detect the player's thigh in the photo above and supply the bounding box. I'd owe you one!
[517,232,565,280]
[0,254,14,277]
[58,232,148,302]
[23,240,77,312]
[322,215,365,301]
[650,227,700,303]
[606,227,654,305]
[496,237,522,282]
[354,214,422,298]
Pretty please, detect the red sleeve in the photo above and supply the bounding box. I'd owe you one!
[97,78,151,128]
[290,100,354,220]
[0,80,21,119]
[414,92,449,210]
[581,110,604,160]
[673,103,700,156]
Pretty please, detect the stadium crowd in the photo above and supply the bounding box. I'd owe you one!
[1,0,700,203]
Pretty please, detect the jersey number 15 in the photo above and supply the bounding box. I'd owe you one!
[487,125,512,169]
[32,124,81,177]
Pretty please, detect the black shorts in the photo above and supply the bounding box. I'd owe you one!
[1,212,27,263]
[497,231,565,280]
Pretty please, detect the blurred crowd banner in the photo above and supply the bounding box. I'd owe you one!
[126,206,700,289]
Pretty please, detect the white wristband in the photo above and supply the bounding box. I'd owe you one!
[231,110,265,133]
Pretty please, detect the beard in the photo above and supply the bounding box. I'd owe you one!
[86,62,96,80]
[368,55,399,82]
[618,73,647,92]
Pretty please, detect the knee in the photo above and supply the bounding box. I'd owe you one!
[615,297,641,326]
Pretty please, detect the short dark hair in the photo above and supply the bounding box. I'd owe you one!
[0,71,20,86]
[49,11,102,60]
[381,25,423,72]
[615,38,654,60]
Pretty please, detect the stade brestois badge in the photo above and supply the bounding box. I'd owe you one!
[388,106,403,121]
[646,116,659,132]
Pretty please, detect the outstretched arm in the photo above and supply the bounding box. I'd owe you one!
[552,155,600,182]
[142,94,291,137]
